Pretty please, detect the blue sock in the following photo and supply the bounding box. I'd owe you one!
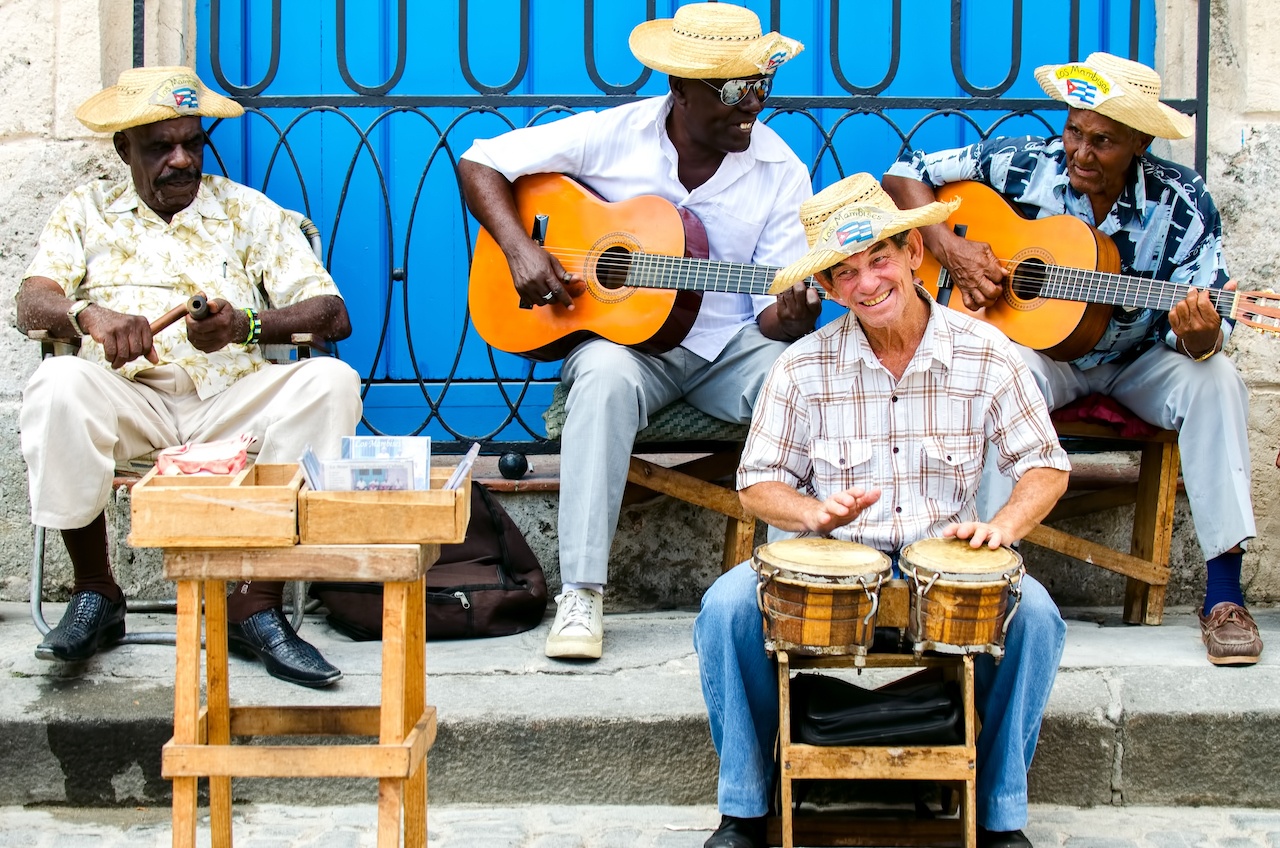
[1203,551,1245,612]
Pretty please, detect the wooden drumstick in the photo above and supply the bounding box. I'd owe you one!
[148,294,214,334]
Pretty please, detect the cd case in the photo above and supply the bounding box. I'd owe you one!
[320,458,415,492]
[341,435,432,490]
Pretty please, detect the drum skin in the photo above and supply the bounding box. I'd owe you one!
[902,537,1024,654]
[754,538,891,656]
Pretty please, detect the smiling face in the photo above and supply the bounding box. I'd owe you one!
[1061,107,1150,211]
[113,116,206,222]
[817,230,926,333]
[669,73,769,157]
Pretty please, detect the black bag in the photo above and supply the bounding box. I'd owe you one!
[790,673,963,747]
[308,483,547,640]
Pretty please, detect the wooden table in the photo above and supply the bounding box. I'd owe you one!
[161,543,439,848]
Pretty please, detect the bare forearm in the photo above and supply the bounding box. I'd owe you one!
[989,467,1069,543]
[16,276,82,336]
[458,159,530,252]
[740,481,819,532]
[257,295,351,343]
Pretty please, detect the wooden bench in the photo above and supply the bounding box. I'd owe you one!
[1028,404,1180,626]
[542,383,757,572]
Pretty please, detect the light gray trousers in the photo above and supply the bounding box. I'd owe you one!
[977,341,1254,562]
[556,324,789,586]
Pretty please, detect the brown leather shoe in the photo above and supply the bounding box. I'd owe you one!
[1199,602,1263,666]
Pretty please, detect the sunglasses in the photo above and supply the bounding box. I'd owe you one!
[700,76,773,107]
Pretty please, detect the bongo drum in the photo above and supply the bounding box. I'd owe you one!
[753,538,891,658]
[901,537,1024,658]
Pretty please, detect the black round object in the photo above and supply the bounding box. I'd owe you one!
[498,452,529,480]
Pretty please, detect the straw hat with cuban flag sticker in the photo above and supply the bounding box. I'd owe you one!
[1033,52,1193,140]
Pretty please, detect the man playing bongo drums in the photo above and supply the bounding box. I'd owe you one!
[693,175,1071,848]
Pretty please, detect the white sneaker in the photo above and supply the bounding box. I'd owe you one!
[545,588,603,659]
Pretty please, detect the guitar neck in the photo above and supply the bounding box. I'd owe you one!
[627,253,820,296]
[1016,265,1235,319]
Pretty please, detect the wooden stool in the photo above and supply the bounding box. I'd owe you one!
[773,581,978,848]
[161,543,439,848]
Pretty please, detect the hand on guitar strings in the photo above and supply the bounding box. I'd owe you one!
[805,487,882,536]
[771,280,823,340]
[939,234,1006,310]
[507,238,576,310]
[943,521,1008,550]
[1168,281,1234,357]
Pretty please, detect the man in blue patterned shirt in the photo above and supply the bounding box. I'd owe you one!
[883,52,1261,667]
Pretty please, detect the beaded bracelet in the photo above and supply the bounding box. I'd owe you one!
[242,307,262,345]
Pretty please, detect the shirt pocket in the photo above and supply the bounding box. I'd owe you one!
[919,435,985,509]
[810,437,874,495]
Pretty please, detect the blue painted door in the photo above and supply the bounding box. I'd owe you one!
[195,0,1158,449]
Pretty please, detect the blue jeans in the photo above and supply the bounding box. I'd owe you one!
[693,561,1066,831]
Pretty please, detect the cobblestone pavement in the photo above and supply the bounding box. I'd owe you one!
[2,804,1280,847]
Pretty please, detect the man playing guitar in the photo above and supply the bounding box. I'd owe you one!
[883,52,1262,667]
[459,4,821,661]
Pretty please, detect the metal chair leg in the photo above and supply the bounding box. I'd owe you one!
[31,526,51,636]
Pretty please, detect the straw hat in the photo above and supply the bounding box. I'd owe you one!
[629,3,802,79]
[1034,52,1192,140]
[76,66,243,133]
[768,174,960,293]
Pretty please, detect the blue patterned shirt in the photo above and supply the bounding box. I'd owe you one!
[887,137,1230,369]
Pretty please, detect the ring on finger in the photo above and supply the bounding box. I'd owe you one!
[542,291,555,301]
[562,271,572,283]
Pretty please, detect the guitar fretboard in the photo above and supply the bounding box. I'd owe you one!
[625,253,821,295]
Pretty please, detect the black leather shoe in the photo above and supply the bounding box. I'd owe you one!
[705,814,766,848]
[978,826,1033,847]
[36,590,126,661]
[228,607,342,688]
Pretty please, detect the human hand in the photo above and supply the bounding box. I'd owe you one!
[185,298,247,352]
[1169,281,1232,357]
[805,486,882,535]
[506,239,575,309]
[772,281,823,340]
[940,236,1005,310]
[943,521,1008,549]
[80,305,157,368]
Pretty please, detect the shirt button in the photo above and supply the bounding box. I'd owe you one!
[895,506,902,513]
[892,446,899,454]
[891,395,899,403]
[946,455,952,462]
[838,458,846,467]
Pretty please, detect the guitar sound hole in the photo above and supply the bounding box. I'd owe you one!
[1009,258,1049,301]
[597,246,634,290]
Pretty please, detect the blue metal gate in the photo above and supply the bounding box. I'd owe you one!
[193,0,1194,452]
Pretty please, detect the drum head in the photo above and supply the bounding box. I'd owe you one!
[754,538,890,582]
[902,537,1022,582]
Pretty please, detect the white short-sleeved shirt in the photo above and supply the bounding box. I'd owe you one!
[462,95,812,361]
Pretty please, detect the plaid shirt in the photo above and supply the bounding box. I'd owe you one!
[739,288,1070,553]
[887,137,1231,369]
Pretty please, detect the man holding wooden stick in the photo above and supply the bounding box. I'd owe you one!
[15,67,361,687]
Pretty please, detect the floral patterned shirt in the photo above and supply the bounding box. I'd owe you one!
[22,175,341,399]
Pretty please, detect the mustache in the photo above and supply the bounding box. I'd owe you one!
[157,169,200,186]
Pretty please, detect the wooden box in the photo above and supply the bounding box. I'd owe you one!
[129,463,303,548]
[298,466,470,545]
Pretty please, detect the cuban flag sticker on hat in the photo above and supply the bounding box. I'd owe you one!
[1050,64,1123,108]
[814,206,892,254]
[149,76,202,113]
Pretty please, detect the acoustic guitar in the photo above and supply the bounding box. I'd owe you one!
[468,173,816,362]
[918,181,1280,360]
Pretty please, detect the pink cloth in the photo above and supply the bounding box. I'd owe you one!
[1050,393,1158,439]
[156,434,256,475]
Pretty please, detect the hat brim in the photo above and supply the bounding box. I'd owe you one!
[1034,63,1193,140]
[768,197,960,294]
[75,85,243,134]
[628,20,801,79]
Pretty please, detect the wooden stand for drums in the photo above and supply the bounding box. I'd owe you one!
[773,578,978,848]
[902,538,1024,659]
[754,539,891,661]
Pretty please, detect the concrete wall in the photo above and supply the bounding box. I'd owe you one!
[1,1,1277,610]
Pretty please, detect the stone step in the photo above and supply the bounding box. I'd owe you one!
[1,602,1277,811]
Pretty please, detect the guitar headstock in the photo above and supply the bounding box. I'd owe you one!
[1234,289,1280,335]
